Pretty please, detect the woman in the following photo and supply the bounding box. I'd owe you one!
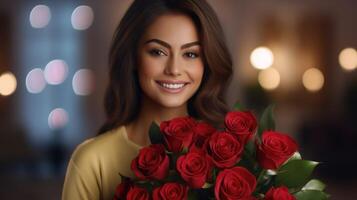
[62,0,232,199]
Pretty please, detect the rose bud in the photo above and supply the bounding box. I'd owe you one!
[126,186,150,200]
[264,186,296,200]
[160,117,197,153]
[152,182,189,200]
[131,144,169,180]
[224,111,257,144]
[257,131,298,170]
[215,166,257,200]
[176,149,212,188]
[205,131,244,168]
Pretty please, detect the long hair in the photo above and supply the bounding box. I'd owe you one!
[98,0,233,134]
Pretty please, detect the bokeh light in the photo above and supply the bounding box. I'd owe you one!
[302,68,324,92]
[44,59,69,85]
[26,68,46,94]
[29,5,51,28]
[48,108,69,129]
[258,67,280,90]
[250,47,274,70]
[72,69,95,96]
[0,71,17,96]
[71,5,94,30]
[339,48,357,71]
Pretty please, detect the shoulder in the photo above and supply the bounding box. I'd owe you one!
[70,126,125,166]
[62,128,124,199]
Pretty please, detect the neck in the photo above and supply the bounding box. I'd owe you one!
[125,96,189,147]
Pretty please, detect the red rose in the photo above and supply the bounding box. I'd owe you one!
[225,111,257,144]
[215,166,257,200]
[257,131,298,169]
[206,131,244,168]
[160,117,196,153]
[264,186,296,200]
[193,121,216,148]
[131,144,169,180]
[152,182,189,200]
[176,149,212,188]
[126,186,150,200]
[113,177,132,200]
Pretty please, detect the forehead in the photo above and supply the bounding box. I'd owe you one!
[140,13,200,46]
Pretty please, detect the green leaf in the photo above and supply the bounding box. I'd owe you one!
[276,160,319,188]
[237,147,258,172]
[118,173,129,180]
[284,152,302,165]
[237,140,258,171]
[294,190,329,200]
[202,182,213,189]
[289,152,302,161]
[188,190,198,200]
[244,139,256,156]
[163,170,181,182]
[257,104,276,138]
[149,122,164,145]
[181,147,189,154]
[234,101,245,111]
[212,168,218,182]
[136,180,149,184]
[169,154,179,170]
[266,169,277,175]
[302,179,326,191]
[136,181,154,192]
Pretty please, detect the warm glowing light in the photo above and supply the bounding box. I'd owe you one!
[72,69,94,96]
[302,68,324,92]
[29,5,51,28]
[250,47,274,70]
[0,72,17,96]
[339,48,357,71]
[258,68,280,90]
[26,68,46,94]
[48,108,69,129]
[71,5,94,30]
[44,59,69,85]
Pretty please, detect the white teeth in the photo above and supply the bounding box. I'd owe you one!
[160,83,185,89]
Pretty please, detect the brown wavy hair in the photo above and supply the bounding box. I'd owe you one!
[98,0,233,134]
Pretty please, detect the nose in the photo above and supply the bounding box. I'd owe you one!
[164,54,182,76]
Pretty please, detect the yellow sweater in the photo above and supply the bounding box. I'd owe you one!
[62,126,142,200]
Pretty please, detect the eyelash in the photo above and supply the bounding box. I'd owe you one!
[148,49,199,59]
[149,49,166,56]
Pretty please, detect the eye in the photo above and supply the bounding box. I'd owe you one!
[184,52,199,59]
[149,49,166,56]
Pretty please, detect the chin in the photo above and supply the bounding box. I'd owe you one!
[157,99,187,109]
[157,98,187,108]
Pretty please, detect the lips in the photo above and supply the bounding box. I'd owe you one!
[155,80,190,93]
[156,80,189,84]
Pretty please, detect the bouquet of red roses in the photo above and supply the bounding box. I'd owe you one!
[113,104,329,200]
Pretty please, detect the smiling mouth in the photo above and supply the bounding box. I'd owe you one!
[155,81,189,93]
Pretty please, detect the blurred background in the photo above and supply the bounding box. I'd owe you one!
[0,0,356,199]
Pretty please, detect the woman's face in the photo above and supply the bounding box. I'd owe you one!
[137,13,204,109]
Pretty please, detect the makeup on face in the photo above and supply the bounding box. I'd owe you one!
[136,13,204,109]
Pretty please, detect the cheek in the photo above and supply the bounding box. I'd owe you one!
[189,63,204,83]
[138,57,163,81]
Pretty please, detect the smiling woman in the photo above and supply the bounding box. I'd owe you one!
[135,13,205,136]
[61,0,233,199]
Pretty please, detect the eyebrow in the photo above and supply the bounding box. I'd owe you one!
[144,38,200,49]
